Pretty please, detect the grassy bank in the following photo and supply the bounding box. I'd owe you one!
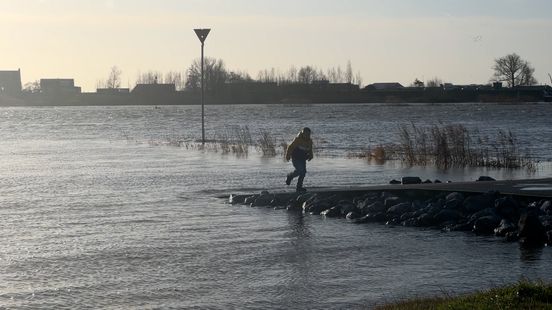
[376,281,552,310]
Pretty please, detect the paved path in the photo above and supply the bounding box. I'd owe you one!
[301,178,552,198]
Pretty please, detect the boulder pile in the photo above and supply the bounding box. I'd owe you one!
[229,187,552,247]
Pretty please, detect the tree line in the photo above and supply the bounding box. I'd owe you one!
[23,53,541,93]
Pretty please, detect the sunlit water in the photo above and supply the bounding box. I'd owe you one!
[1,103,551,309]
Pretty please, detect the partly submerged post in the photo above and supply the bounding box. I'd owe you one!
[194,28,211,144]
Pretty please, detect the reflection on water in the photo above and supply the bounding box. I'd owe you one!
[0,104,551,308]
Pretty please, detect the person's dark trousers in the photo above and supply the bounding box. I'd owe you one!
[290,158,307,189]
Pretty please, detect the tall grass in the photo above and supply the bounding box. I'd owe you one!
[398,123,535,170]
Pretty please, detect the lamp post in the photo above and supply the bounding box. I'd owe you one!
[194,28,210,144]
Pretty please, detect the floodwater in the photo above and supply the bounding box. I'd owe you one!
[1,103,551,309]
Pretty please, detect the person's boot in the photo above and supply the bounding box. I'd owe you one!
[285,174,293,186]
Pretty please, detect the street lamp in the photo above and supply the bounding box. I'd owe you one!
[194,28,210,144]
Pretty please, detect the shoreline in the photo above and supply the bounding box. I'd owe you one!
[227,177,552,246]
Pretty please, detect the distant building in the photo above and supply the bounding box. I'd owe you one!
[0,69,22,95]
[97,88,130,94]
[40,79,81,95]
[364,82,404,90]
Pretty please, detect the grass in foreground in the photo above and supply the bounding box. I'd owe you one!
[376,281,552,310]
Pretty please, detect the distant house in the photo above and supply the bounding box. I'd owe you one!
[0,69,22,95]
[40,79,81,95]
[363,82,404,90]
[132,84,176,95]
[97,88,130,94]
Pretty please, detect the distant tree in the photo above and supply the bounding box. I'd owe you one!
[23,80,41,93]
[411,78,424,88]
[106,66,122,88]
[354,71,363,87]
[345,60,353,84]
[492,53,537,87]
[165,71,185,90]
[185,57,228,93]
[227,70,252,83]
[297,66,318,84]
[426,77,443,88]
[136,71,164,84]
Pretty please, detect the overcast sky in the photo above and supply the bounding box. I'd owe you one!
[1,0,551,91]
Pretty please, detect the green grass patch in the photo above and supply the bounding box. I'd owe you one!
[376,280,552,310]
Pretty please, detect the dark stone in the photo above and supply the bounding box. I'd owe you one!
[365,200,385,213]
[444,192,465,211]
[494,196,520,220]
[434,179,442,183]
[387,202,412,215]
[402,218,419,227]
[400,211,416,221]
[304,199,332,215]
[518,211,547,246]
[422,179,433,184]
[547,231,552,245]
[389,179,401,184]
[384,196,403,209]
[401,176,422,184]
[346,211,361,220]
[477,176,496,182]
[505,231,519,242]
[353,212,386,224]
[541,215,552,231]
[244,196,256,205]
[494,219,517,237]
[338,201,357,216]
[434,209,463,224]
[468,208,498,225]
[473,215,501,235]
[449,222,472,231]
[463,193,496,213]
[541,200,552,215]
[386,218,401,226]
[321,206,341,217]
[228,194,247,204]
[252,194,275,207]
[417,213,437,227]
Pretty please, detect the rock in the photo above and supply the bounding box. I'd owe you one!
[494,219,517,237]
[494,196,520,221]
[338,201,357,216]
[305,200,332,215]
[422,179,432,184]
[463,192,497,213]
[505,231,519,242]
[434,179,442,183]
[417,213,437,227]
[244,196,256,205]
[401,176,422,184]
[477,176,496,182]
[402,218,419,227]
[346,211,361,220]
[540,215,552,231]
[229,194,247,204]
[389,179,401,185]
[364,201,386,214]
[252,193,275,207]
[387,202,412,215]
[541,200,552,215]
[547,231,552,245]
[353,212,386,224]
[468,208,498,225]
[400,211,416,221]
[518,211,547,246]
[449,222,472,231]
[321,206,341,217]
[434,209,463,224]
[386,218,401,226]
[384,196,403,209]
[473,215,501,235]
[444,192,465,211]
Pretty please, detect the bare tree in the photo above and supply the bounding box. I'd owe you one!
[106,66,122,88]
[185,57,228,93]
[345,60,353,84]
[23,80,41,93]
[165,71,185,90]
[411,78,424,87]
[492,53,537,87]
[426,77,443,88]
[136,71,163,84]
